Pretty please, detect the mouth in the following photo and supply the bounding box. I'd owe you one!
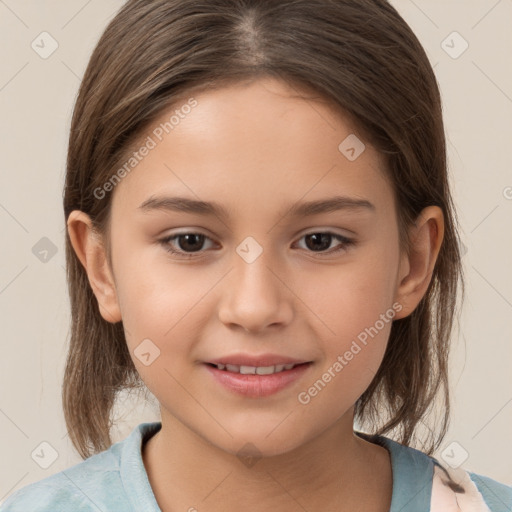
[204,361,310,375]
[203,361,314,398]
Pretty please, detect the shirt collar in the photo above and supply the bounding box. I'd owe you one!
[355,430,434,512]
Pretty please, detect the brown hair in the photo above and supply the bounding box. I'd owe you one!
[63,0,465,459]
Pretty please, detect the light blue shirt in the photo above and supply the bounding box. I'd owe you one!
[1,421,511,511]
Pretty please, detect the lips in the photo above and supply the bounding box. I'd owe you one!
[204,360,313,397]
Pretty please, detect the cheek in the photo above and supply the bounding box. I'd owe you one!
[304,252,398,335]
[111,232,195,332]
[302,299,393,412]
[117,274,199,395]
[113,252,215,382]
[302,247,398,380]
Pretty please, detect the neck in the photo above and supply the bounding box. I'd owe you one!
[142,408,392,512]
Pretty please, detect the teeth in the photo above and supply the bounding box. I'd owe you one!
[255,366,274,375]
[214,363,301,374]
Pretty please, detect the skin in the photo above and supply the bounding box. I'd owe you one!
[67,77,444,511]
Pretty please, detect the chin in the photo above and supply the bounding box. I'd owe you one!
[206,425,311,461]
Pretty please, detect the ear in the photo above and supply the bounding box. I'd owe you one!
[393,206,444,320]
[67,210,122,324]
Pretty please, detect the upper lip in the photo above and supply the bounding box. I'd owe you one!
[206,353,312,367]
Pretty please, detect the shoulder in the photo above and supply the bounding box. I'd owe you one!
[467,470,512,512]
[0,428,131,511]
[430,459,512,512]
[0,449,123,511]
[356,431,512,512]
[0,472,94,511]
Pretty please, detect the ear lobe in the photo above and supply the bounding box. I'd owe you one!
[67,210,122,324]
[393,206,444,320]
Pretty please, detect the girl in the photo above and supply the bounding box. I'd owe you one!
[2,0,511,511]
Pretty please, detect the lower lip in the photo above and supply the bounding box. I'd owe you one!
[203,362,313,398]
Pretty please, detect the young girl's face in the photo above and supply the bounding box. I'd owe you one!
[94,77,415,456]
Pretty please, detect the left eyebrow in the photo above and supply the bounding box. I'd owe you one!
[286,196,376,217]
[137,195,376,221]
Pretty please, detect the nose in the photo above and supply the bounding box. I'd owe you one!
[217,248,293,334]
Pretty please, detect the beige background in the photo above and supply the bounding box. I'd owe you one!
[0,0,511,504]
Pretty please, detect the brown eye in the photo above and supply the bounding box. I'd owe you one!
[159,233,215,257]
[295,232,355,256]
[173,234,206,252]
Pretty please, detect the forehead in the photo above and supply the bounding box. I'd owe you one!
[110,77,394,221]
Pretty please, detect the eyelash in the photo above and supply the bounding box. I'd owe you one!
[158,231,356,259]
